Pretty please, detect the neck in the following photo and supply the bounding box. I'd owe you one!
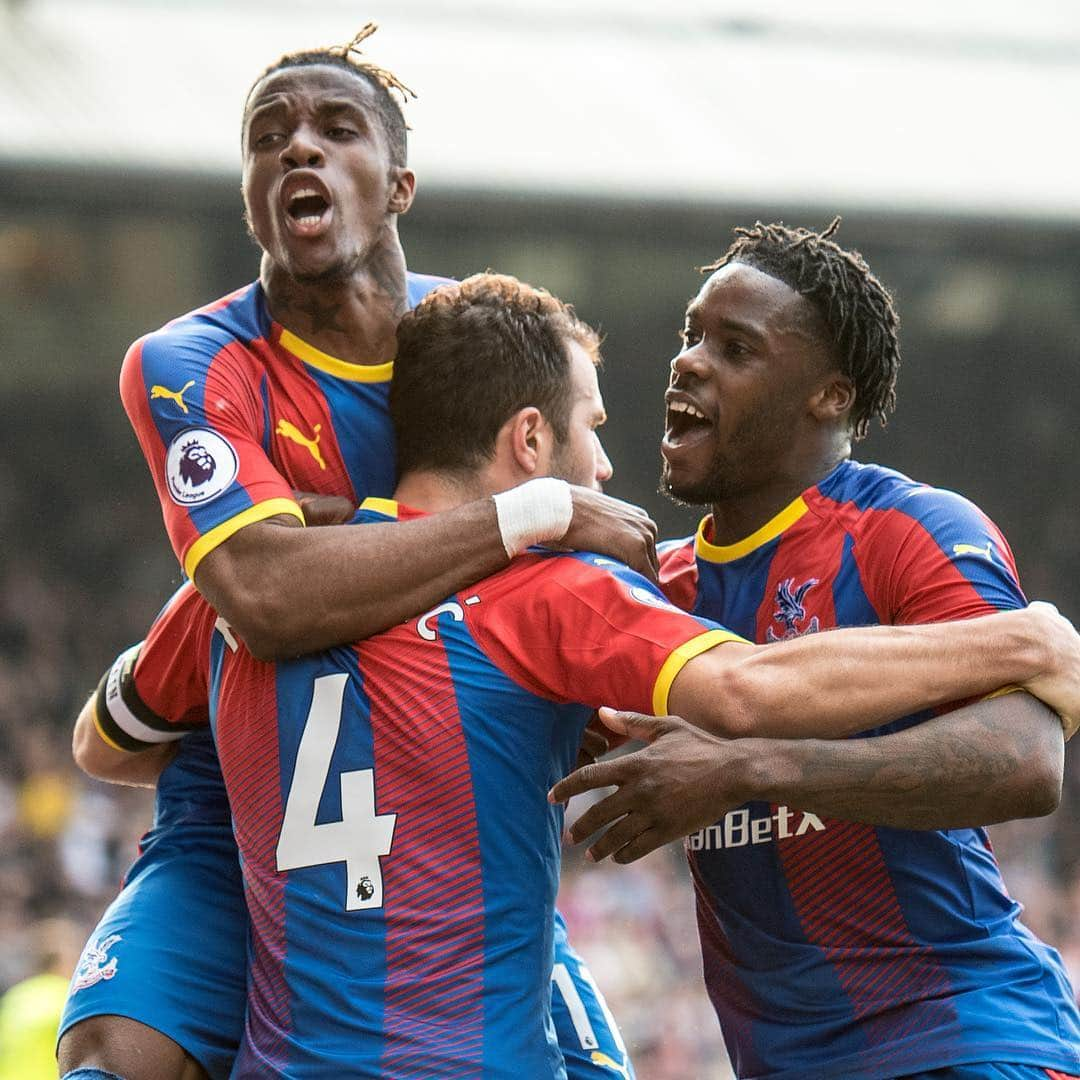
[393,469,495,516]
[708,440,849,545]
[261,225,408,364]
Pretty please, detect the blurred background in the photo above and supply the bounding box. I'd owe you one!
[2,1,1078,1076]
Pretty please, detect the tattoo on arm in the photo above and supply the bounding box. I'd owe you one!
[758,695,1062,829]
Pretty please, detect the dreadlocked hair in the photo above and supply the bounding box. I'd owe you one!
[245,23,415,168]
[704,218,900,440]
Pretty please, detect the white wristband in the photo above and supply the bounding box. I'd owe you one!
[492,478,574,558]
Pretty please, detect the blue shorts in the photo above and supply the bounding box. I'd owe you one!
[61,826,631,1080]
[899,1066,1080,1079]
[59,819,246,1080]
[552,910,635,1079]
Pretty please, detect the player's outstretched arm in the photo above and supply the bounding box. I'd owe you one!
[196,485,658,660]
[72,692,178,788]
[550,692,1064,863]
[669,602,1080,741]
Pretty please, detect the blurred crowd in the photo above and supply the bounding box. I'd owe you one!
[0,556,1077,1078]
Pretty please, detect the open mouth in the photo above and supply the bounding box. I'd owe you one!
[664,398,713,449]
[284,187,332,235]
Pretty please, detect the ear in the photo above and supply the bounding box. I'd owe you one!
[497,407,553,478]
[808,374,855,424]
[387,168,416,215]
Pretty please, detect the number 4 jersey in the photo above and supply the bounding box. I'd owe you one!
[96,500,735,1079]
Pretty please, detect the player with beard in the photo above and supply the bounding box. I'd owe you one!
[58,31,651,1080]
[553,221,1080,1079]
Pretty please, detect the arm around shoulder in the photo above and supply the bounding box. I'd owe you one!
[667,604,1080,741]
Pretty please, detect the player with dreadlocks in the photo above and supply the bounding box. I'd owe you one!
[58,26,649,1080]
[554,220,1080,1078]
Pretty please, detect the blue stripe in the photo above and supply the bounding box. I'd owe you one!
[440,614,578,1079]
[406,271,453,307]
[305,372,396,502]
[832,532,878,628]
[259,375,272,456]
[274,648,388,1075]
[695,541,780,639]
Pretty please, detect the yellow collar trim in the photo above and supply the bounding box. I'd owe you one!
[279,328,394,383]
[358,497,399,519]
[695,496,810,563]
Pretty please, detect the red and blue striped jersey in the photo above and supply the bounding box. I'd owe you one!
[116,272,449,827]
[121,273,449,580]
[659,458,1080,1079]
[114,501,730,1077]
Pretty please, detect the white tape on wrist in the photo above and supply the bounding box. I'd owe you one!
[492,478,574,558]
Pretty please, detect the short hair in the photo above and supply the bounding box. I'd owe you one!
[391,273,601,477]
[244,25,413,168]
[704,218,900,439]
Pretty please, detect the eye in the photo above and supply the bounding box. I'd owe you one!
[723,340,751,361]
[252,130,284,150]
[326,125,357,140]
[679,325,701,347]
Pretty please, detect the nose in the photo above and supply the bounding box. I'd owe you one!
[669,344,708,381]
[593,434,614,488]
[281,125,324,169]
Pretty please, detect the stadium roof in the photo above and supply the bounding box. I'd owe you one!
[2,0,1079,218]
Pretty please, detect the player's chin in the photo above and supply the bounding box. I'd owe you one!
[660,452,715,507]
[662,439,707,486]
[287,246,354,286]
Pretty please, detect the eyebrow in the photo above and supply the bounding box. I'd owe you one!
[246,95,370,124]
[684,306,767,342]
[318,98,371,115]
[245,98,287,124]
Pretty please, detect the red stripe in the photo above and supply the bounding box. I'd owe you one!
[256,340,357,503]
[810,494,1018,625]
[357,632,485,1076]
[215,654,291,1069]
[775,817,956,1043]
[688,855,762,1075]
[753,518,841,642]
[659,539,700,612]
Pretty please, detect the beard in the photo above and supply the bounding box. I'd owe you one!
[660,401,788,507]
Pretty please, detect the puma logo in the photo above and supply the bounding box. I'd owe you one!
[953,541,992,559]
[590,1051,631,1078]
[150,380,195,414]
[276,418,326,470]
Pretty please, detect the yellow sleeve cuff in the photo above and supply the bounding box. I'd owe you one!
[652,629,746,717]
[184,497,305,580]
[91,701,129,753]
[982,685,1022,701]
[981,685,1077,741]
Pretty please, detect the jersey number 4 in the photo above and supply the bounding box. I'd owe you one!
[276,673,397,911]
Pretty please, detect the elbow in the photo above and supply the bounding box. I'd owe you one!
[72,714,115,783]
[226,601,298,662]
[992,734,1064,822]
[72,723,96,777]
[205,577,300,661]
[1010,751,1063,820]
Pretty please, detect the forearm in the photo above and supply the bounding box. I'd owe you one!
[196,502,510,658]
[739,692,1063,828]
[72,695,176,788]
[725,609,1044,739]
